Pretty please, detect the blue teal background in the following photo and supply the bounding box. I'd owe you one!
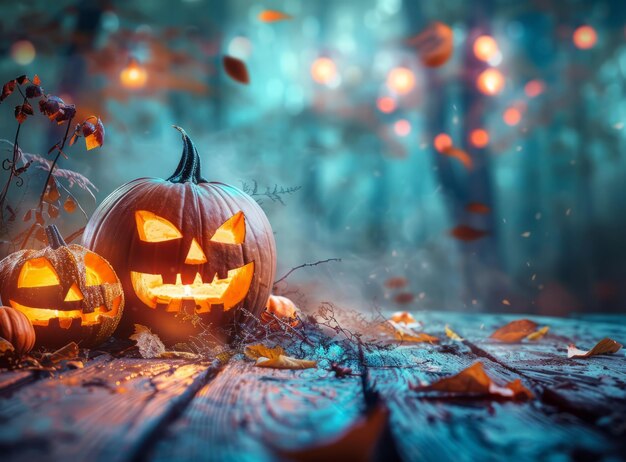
[1,0,625,315]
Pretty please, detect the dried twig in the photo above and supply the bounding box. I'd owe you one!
[274,258,342,287]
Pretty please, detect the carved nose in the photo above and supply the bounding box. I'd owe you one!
[185,238,207,264]
[64,283,84,302]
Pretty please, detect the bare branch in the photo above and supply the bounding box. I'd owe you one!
[274,258,342,287]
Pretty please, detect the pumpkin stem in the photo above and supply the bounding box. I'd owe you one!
[45,225,67,249]
[168,126,208,184]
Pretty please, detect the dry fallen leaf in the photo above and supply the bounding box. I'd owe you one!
[445,324,464,341]
[412,361,533,400]
[567,338,622,359]
[223,55,250,84]
[450,225,489,242]
[277,403,390,462]
[385,277,408,289]
[0,337,15,356]
[244,343,317,370]
[388,321,439,344]
[389,311,421,328]
[258,10,291,22]
[41,342,80,366]
[526,326,549,341]
[130,324,166,359]
[490,319,538,343]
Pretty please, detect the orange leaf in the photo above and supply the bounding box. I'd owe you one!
[43,177,61,203]
[445,324,463,341]
[389,311,418,326]
[567,338,622,359]
[223,56,250,84]
[441,145,473,169]
[63,195,77,213]
[258,10,291,23]
[84,118,105,150]
[490,319,538,343]
[465,202,491,214]
[413,362,533,400]
[33,74,41,86]
[385,276,408,289]
[244,343,316,370]
[526,326,549,341]
[449,225,489,241]
[388,321,438,343]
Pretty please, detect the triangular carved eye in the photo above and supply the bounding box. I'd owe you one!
[135,210,183,242]
[210,211,245,244]
[18,257,60,288]
[64,283,84,302]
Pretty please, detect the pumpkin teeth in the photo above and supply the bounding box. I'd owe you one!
[8,299,121,327]
[130,261,254,312]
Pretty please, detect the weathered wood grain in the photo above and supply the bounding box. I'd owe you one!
[148,360,364,462]
[0,355,218,462]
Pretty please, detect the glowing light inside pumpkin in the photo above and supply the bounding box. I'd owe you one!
[311,57,337,84]
[470,129,490,148]
[473,35,499,62]
[130,261,254,312]
[434,133,453,153]
[17,258,60,288]
[210,211,246,244]
[573,25,597,50]
[387,67,415,95]
[120,59,148,89]
[476,68,505,95]
[64,283,84,302]
[10,298,121,327]
[135,210,183,242]
[185,238,208,264]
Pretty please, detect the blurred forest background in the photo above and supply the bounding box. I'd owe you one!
[1,0,625,315]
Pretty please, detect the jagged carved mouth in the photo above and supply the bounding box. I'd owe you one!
[130,261,254,313]
[9,298,122,329]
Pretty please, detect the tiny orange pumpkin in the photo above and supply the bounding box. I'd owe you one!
[0,304,36,355]
[261,295,300,329]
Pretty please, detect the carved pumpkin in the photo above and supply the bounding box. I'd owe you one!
[261,295,299,329]
[0,225,124,348]
[82,127,276,343]
[0,304,36,355]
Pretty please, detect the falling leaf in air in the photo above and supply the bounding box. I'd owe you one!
[388,321,439,343]
[244,343,317,370]
[465,202,491,214]
[43,177,61,203]
[450,225,489,241]
[490,319,538,343]
[394,292,414,304]
[130,324,166,359]
[526,326,549,341]
[412,361,533,400]
[83,118,105,150]
[441,145,473,170]
[258,10,291,22]
[385,276,408,289]
[567,338,622,359]
[1,79,16,102]
[445,324,464,341]
[223,56,250,84]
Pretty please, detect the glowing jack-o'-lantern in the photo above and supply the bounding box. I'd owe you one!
[82,126,276,343]
[0,225,124,348]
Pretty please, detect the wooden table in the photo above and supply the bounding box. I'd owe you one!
[1,312,625,462]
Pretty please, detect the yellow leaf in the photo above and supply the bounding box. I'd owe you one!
[567,338,622,359]
[244,343,316,370]
[445,324,464,341]
[526,326,549,341]
[389,321,439,343]
[244,343,284,361]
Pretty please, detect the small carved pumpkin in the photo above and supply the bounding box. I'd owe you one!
[0,225,124,348]
[82,127,276,343]
[261,295,299,329]
[0,304,36,355]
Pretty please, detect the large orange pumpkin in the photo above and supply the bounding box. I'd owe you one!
[0,225,124,348]
[82,127,276,343]
[0,304,36,355]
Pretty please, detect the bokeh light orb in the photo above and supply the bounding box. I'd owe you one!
[377,96,396,113]
[228,36,252,59]
[469,129,490,148]
[434,133,452,152]
[503,107,522,126]
[524,79,544,98]
[573,26,597,49]
[473,35,498,62]
[10,40,36,65]
[386,67,415,95]
[476,68,505,95]
[120,59,148,89]
[311,57,337,85]
[394,119,411,137]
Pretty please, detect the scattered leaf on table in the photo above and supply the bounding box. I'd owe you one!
[490,319,538,343]
[441,145,473,170]
[385,276,407,289]
[388,321,439,343]
[445,324,464,341]
[130,324,165,358]
[0,337,15,356]
[41,342,79,365]
[412,361,533,400]
[244,343,316,370]
[389,311,420,327]
[277,403,390,462]
[450,225,489,241]
[465,202,491,214]
[258,10,291,22]
[223,55,250,84]
[567,338,622,359]
[526,326,549,341]
[159,351,200,360]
